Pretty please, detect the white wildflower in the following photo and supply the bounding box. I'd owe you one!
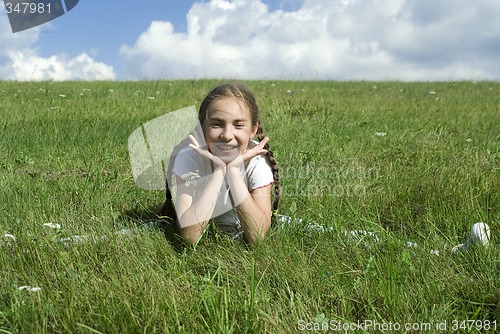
[375,132,387,137]
[4,234,16,241]
[146,96,155,100]
[429,91,437,95]
[406,241,418,248]
[59,94,66,98]
[18,286,41,292]
[430,249,440,256]
[466,138,472,142]
[43,223,61,229]
[108,89,114,93]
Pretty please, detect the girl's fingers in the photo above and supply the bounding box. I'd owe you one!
[258,136,270,148]
[189,141,226,168]
[188,134,200,148]
[252,137,269,154]
[189,144,210,158]
[242,147,267,162]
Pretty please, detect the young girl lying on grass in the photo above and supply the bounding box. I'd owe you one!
[158,83,280,245]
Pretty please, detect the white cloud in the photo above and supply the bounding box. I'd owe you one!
[120,0,500,81]
[0,9,115,81]
[6,51,115,81]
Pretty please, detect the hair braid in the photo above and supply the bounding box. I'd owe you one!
[256,123,280,217]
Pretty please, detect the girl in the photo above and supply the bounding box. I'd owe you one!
[159,83,280,245]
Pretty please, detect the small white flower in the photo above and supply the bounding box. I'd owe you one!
[429,91,437,95]
[18,286,41,292]
[430,249,440,256]
[375,132,387,137]
[108,89,114,93]
[466,138,472,142]
[59,94,66,98]
[43,223,61,229]
[4,234,16,241]
[406,241,418,248]
[286,90,294,96]
[146,96,155,100]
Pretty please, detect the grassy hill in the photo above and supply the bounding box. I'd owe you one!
[0,80,498,333]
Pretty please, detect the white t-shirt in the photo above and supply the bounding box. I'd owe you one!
[172,140,274,239]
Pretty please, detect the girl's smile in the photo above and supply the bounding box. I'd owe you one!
[204,98,258,163]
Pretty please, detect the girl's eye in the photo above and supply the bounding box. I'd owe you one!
[235,123,245,128]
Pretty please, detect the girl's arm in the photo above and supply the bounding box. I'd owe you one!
[225,168,272,244]
[175,167,226,245]
[187,134,272,244]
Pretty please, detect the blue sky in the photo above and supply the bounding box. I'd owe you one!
[1,0,500,81]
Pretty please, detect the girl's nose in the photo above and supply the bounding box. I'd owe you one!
[220,126,234,140]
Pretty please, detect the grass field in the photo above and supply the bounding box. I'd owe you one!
[0,80,498,333]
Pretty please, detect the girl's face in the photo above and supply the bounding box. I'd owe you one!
[204,98,258,163]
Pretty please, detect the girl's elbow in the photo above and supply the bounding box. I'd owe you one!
[179,229,202,245]
[178,223,202,246]
[184,234,200,246]
[245,235,262,245]
[245,227,270,245]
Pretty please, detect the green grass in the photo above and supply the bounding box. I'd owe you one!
[0,80,498,333]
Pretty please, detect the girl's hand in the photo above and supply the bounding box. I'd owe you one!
[227,136,269,169]
[188,135,226,170]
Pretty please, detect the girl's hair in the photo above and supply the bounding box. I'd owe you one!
[159,83,280,223]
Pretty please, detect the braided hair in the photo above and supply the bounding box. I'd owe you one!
[159,83,280,223]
